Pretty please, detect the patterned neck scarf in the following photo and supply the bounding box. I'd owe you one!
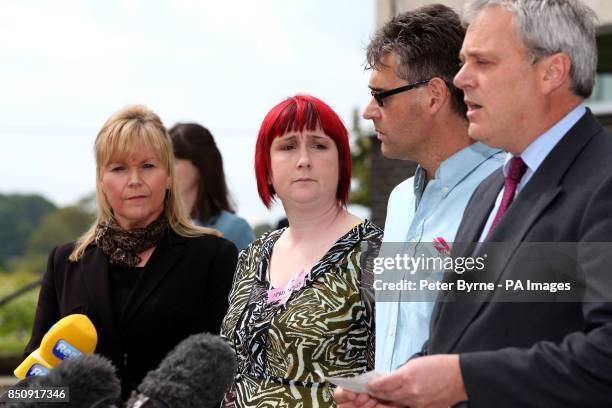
[95,214,169,267]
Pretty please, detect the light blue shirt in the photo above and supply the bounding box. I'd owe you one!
[479,104,586,241]
[376,142,504,372]
[197,210,255,252]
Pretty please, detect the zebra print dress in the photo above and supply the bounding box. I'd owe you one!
[221,220,382,407]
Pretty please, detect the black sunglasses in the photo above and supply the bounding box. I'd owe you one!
[370,79,432,107]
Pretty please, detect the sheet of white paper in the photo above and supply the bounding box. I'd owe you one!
[326,371,383,393]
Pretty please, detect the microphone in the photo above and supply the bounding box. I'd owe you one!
[1,375,46,408]
[4,354,121,408]
[13,348,52,378]
[44,354,121,407]
[14,314,97,379]
[126,333,237,408]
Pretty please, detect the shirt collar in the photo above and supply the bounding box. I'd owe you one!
[436,142,503,187]
[414,142,502,204]
[503,103,586,176]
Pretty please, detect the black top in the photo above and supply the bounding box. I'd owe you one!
[25,229,238,400]
[108,264,143,326]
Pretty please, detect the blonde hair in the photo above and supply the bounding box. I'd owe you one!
[69,105,221,261]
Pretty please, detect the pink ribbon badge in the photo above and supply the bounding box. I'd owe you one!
[267,268,307,305]
[433,236,452,256]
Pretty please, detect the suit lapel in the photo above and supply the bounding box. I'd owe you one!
[431,110,600,353]
[455,169,503,256]
[81,246,120,345]
[433,186,561,353]
[121,231,186,326]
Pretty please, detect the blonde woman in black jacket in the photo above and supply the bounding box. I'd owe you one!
[25,105,238,400]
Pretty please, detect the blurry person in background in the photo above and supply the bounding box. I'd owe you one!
[25,105,238,400]
[170,123,255,252]
[221,95,383,406]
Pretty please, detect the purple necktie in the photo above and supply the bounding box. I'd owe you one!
[486,156,527,239]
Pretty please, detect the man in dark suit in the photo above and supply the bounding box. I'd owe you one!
[336,1,612,407]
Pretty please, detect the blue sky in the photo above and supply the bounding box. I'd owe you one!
[0,0,376,225]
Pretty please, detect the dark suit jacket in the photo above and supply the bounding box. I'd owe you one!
[25,228,238,399]
[427,110,612,407]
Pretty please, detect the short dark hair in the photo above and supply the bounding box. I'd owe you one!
[169,123,234,221]
[366,4,467,117]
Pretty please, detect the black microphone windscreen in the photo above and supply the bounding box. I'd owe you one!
[134,333,237,408]
[2,355,120,408]
[46,354,121,407]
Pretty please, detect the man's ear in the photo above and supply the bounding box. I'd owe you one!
[427,77,449,114]
[539,52,572,95]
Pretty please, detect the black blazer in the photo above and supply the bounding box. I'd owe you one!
[427,110,612,407]
[25,228,238,399]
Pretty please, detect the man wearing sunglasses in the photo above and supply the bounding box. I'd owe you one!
[347,2,503,390]
[337,0,612,407]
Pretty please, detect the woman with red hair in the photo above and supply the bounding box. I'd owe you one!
[221,95,382,406]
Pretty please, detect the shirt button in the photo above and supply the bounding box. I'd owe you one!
[441,186,449,193]
[410,239,417,243]
[388,328,396,337]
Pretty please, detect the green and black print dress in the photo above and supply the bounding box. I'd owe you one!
[221,219,382,407]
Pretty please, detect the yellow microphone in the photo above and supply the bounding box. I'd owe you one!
[14,314,98,379]
[13,348,52,378]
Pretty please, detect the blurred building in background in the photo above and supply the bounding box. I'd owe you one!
[370,0,612,227]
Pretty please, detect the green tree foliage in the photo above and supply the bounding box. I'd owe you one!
[349,107,372,206]
[6,254,48,277]
[0,271,40,355]
[28,206,94,255]
[0,194,56,260]
[0,195,94,358]
[1,195,94,275]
